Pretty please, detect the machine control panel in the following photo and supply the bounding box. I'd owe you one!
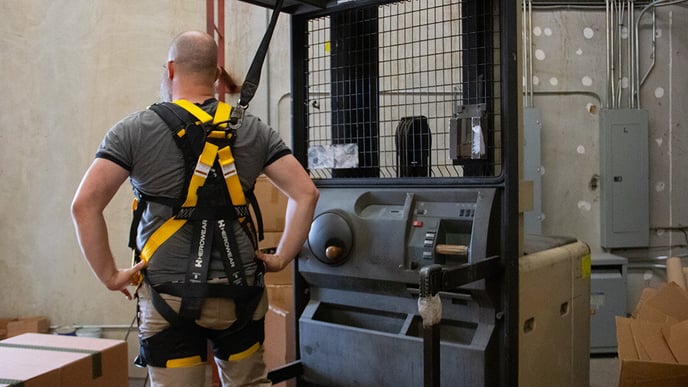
[408,201,477,267]
[301,187,499,285]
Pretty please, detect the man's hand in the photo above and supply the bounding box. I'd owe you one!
[103,260,147,300]
[255,249,288,273]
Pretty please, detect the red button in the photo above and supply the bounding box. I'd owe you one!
[412,220,423,227]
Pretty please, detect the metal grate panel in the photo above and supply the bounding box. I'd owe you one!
[300,0,502,180]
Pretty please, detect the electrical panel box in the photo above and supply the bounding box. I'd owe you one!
[523,107,543,235]
[590,253,628,354]
[599,109,649,249]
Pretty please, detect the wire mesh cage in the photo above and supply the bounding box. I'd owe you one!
[298,0,503,180]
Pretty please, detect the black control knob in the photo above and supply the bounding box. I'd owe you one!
[307,211,352,265]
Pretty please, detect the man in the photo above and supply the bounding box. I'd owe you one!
[71,30,319,386]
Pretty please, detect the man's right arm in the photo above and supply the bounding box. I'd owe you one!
[71,158,144,299]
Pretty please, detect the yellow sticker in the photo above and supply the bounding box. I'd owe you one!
[325,41,331,53]
[581,253,591,278]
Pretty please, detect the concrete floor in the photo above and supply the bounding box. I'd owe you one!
[129,356,621,386]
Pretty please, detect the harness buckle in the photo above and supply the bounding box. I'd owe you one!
[228,101,247,130]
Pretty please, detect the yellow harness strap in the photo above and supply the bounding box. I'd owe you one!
[137,100,246,266]
[173,99,213,123]
[213,101,231,129]
[218,146,247,208]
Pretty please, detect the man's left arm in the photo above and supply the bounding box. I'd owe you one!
[257,155,319,272]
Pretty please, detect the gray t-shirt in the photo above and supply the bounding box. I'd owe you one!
[96,99,291,285]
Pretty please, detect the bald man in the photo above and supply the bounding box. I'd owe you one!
[72,31,319,386]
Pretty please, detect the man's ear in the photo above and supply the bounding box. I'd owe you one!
[167,60,175,79]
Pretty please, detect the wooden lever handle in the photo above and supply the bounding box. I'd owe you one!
[435,244,468,256]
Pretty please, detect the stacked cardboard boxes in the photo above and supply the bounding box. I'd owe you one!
[616,282,688,386]
[253,175,296,387]
[0,316,50,340]
[0,318,15,340]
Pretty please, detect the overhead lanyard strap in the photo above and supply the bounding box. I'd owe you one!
[230,0,284,128]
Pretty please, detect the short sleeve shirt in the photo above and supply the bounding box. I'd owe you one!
[96,99,291,284]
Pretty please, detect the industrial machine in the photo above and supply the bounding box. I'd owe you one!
[298,187,502,386]
[241,0,519,386]
[299,188,499,386]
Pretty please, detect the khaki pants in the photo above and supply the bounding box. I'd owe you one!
[137,284,271,387]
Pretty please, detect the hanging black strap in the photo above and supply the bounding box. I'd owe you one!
[229,0,284,128]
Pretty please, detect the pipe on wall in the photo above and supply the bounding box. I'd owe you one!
[634,0,688,108]
[207,0,227,101]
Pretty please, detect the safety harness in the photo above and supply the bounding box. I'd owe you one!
[129,99,269,368]
[129,99,265,324]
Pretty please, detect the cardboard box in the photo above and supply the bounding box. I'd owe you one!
[265,261,294,286]
[6,316,50,338]
[259,231,283,252]
[264,304,296,387]
[267,284,294,314]
[616,282,688,386]
[0,318,17,340]
[0,333,128,386]
[253,175,288,233]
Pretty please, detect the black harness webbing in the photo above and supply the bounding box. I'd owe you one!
[216,219,247,287]
[178,219,214,320]
[145,270,265,332]
[229,0,284,129]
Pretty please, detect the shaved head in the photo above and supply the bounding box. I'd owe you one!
[168,30,218,81]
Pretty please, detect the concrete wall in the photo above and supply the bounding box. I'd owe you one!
[525,4,688,309]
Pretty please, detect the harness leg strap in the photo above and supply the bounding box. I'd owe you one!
[211,318,266,361]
